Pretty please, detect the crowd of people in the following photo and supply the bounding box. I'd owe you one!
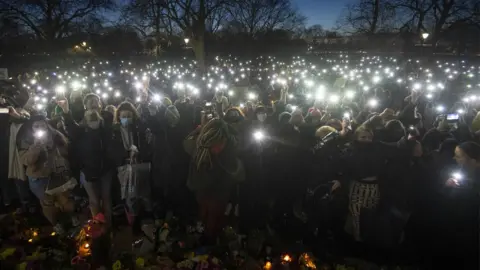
[0,55,479,268]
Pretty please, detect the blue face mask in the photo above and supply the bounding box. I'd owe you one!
[120,118,130,127]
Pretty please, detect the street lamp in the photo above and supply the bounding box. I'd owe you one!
[184,38,190,44]
[421,33,429,54]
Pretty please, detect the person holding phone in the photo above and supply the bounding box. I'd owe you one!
[16,114,78,234]
[435,142,480,268]
[58,98,115,228]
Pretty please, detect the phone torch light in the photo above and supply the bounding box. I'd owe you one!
[253,130,265,141]
[315,93,325,101]
[35,130,45,138]
[457,109,465,114]
[345,90,355,99]
[368,99,378,108]
[329,95,339,104]
[134,81,143,90]
[239,103,245,108]
[228,90,234,96]
[71,80,81,90]
[452,172,463,184]
[436,105,445,112]
[248,92,256,100]
[153,94,161,102]
[55,85,66,93]
[452,172,462,180]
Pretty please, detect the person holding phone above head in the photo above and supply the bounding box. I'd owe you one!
[58,98,115,228]
[16,114,78,235]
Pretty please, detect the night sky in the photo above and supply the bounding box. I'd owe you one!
[109,0,352,29]
[296,0,352,28]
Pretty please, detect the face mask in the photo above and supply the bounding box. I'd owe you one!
[257,113,267,122]
[88,121,100,130]
[120,118,131,127]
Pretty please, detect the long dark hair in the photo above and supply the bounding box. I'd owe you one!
[114,101,140,124]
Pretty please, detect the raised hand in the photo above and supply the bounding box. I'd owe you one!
[57,99,69,113]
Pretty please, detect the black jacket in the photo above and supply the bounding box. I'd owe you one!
[64,113,114,181]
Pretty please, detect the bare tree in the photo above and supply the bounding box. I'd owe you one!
[428,0,476,46]
[392,0,434,34]
[392,0,479,47]
[158,0,229,72]
[302,24,325,39]
[205,6,229,33]
[122,0,182,56]
[0,0,114,41]
[337,0,396,34]
[226,0,305,36]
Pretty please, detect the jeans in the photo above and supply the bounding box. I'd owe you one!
[1,178,31,206]
[28,177,74,225]
[80,171,112,226]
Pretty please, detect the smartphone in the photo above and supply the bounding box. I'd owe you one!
[408,125,419,137]
[446,113,459,121]
[0,108,9,114]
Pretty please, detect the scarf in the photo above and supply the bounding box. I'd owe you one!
[8,123,26,180]
[120,126,134,150]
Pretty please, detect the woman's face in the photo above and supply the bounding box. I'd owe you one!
[85,97,101,111]
[356,130,373,142]
[119,110,133,120]
[32,120,48,133]
[454,147,474,167]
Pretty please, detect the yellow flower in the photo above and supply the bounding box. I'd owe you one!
[113,260,122,270]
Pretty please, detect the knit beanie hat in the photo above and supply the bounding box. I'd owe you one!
[278,111,291,124]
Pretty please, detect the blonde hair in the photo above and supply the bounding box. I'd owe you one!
[105,105,116,115]
[354,125,373,140]
[194,119,232,170]
[315,126,336,139]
